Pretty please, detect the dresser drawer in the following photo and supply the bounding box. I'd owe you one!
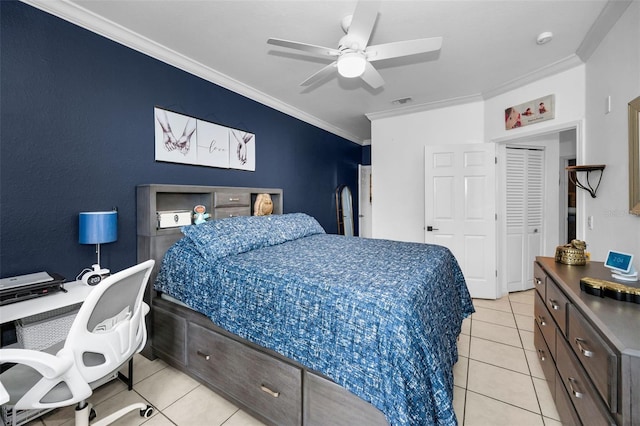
[533,261,546,299]
[545,279,569,336]
[534,321,555,398]
[214,192,250,207]
[212,206,251,219]
[534,292,556,358]
[188,323,302,426]
[554,371,581,426]
[567,304,617,411]
[556,336,616,426]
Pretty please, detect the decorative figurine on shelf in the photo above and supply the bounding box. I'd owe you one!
[254,193,274,216]
[193,205,210,225]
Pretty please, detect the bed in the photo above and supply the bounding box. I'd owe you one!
[136,185,474,426]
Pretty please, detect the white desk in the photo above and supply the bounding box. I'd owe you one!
[0,281,92,324]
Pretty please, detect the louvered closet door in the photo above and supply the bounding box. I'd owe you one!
[506,147,544,292]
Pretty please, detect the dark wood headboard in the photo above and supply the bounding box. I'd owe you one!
[136,184,283,299]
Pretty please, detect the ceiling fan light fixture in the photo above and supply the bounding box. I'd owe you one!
[337,52,367,78]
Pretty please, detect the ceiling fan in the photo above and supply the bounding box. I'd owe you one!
[267,0,442,89]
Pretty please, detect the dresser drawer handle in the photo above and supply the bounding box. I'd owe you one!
[574,338,594,358]
[229,197,240,202]
[537,349,546,362]
[567,377,584,398]
[548,298,560,310]
[535,315,547,327]
[535,277,542,285]
[260,384,280,398]
[196,350,211,361]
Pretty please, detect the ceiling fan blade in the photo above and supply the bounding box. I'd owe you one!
[300,62,337,86]
[347,0,380,50]
[366,37,443,62]
[360,62,384,89]
[267,38,340,57]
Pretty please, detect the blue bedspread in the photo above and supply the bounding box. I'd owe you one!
[155,214,474,425]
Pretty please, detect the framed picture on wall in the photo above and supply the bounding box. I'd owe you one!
[154,108,198,165]
[154,106,256,171]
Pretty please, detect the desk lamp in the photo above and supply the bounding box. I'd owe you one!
[79,211,117,280]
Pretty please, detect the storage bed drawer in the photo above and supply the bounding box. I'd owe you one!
[214,192,250,207]
[212,206,251,219]
[188,322,302,426]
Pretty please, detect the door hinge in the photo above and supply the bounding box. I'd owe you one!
[495,213,498,221]
[495,156,498,164]
[496,270,498,277]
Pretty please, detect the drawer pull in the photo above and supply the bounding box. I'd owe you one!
[535,277,542,285]
[537,349,546,362]
[567,377,584,399]
[229,197,240,201]
[196,350,211,361]
[536,315,547,327]
[574,338,594,358]
[260,384,280,398]
[548,298,560,310]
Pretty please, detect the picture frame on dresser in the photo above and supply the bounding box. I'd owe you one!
[629,95,640,215]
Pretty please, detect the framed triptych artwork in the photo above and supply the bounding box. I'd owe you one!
[154,107,255,171]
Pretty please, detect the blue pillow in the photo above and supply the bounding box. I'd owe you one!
[181,213,325,263]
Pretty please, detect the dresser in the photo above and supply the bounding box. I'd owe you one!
[533,257,640,426]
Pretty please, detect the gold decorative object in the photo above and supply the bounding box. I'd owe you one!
[580,277,640,304]
[254,193,273,216]
[555,239,587,265]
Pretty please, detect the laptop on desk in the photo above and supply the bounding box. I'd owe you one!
[0,272,66,306]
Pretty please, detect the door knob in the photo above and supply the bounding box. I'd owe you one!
[427,226,439,232]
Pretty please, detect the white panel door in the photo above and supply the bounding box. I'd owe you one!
[425,144,497,299]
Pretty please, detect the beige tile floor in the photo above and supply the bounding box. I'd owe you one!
[26,289,557,426]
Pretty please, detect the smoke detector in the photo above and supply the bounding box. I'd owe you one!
[536,32,553,45]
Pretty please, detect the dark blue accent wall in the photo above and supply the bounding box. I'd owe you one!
[361,145,371,165]
[0,1,362,280]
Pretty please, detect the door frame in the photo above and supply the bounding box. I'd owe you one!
[493,120,584,297]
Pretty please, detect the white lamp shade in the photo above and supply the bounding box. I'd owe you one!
[337,52,366,78]
[79,211,117,244]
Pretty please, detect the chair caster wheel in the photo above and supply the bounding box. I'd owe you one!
[140,405,154,418]
[89,408,97,421]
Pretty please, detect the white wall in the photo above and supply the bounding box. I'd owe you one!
[484,66,586,143]
[583,1,640,261]
[371,101,484,242]
[370,3,640,264]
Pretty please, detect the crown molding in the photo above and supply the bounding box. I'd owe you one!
[576,0,632,62]
[20,0,364,145]
[482,54,584,101]
[366,94,483,121]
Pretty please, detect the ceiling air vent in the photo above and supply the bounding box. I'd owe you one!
[392,97,413,105]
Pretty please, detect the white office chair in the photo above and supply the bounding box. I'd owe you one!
[0,260,155,426]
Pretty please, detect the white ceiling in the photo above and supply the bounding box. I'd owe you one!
[24,0,630,144]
